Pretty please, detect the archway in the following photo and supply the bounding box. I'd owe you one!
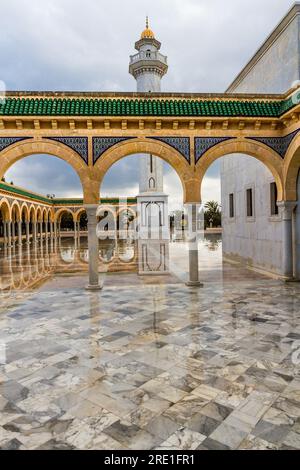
[283,133,300,201]
[196,139,284,202]
[56,209,75,233]
[75,209,88,232]
[199,140,286,279]
[0,199,10,245]
[95,138,195,203]
[99,146,186,279]
[0,139,94,203]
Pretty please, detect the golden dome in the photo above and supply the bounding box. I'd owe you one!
[141,17,155,39]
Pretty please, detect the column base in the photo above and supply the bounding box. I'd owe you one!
[85,284,103,291]
[284,277,299,283]
[185,280,204,287]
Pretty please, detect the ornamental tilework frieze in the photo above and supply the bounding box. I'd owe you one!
[149,137,191,163]
[0,137,32,154]
[249,130,300,159]
[45,137,88,163]
[92,137,135,164]
[195,137,235,163]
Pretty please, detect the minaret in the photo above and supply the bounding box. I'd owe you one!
[129,18,169,239]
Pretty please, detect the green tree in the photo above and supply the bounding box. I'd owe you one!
[204,200,221,228]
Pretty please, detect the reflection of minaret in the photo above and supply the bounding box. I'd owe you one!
[129,18,169,239]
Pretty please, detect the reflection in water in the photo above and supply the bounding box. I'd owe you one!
[203,233,222,251]
[0,233,222,292]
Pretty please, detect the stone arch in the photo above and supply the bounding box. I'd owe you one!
[36,207,42,222]
[10,200,22,222]
[47,208,53,222]
[42,207,48,222]
[29,205,36,222]
[74,207,86,222]
[283,133,300,200]
[20,203,29,222]
[196,138,284,201]
[55,207,76,223]
[94,138,195,202]
[0,138,96,204]
[0,198,11,221]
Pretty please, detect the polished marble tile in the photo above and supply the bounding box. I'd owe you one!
[1,256,300,449]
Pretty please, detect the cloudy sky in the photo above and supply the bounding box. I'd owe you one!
[3,0,295,209]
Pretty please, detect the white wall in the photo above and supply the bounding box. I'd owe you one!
[221,156,282,275]
[222,10,300,277]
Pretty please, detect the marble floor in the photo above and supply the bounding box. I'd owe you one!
[0,237,300,450]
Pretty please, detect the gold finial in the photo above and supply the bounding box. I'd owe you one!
[141,16,155,39]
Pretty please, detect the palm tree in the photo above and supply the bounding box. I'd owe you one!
[204,200,221,228]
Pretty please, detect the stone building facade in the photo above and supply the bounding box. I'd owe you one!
[221,3,300,278]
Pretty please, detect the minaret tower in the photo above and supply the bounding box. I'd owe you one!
[129,18,169,239]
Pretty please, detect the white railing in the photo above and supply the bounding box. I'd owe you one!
[129,51,167,65]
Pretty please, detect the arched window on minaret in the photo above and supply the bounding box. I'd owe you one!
[149,177,156,189]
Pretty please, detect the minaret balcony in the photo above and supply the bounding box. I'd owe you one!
[129,51,168,66]
[129,51,168,77]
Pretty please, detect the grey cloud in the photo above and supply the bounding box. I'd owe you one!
[1,0,295,203]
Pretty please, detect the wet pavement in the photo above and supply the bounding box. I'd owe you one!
[0,235,300,450]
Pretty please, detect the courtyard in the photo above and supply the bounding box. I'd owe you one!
[0,236,300,450]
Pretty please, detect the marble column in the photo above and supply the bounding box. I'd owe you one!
[6,222,11,247]
[85,205,102,290]
[25,222,30,245]
[3,221,7,245]
[11,221,15,245]
[39,221,43,242]
[32,222,37,243]
[278,201,297,280]
[74,219,77,240]
[17,221,22,246]
[185,203,203,287]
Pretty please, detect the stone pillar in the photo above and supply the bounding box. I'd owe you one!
[32,222,37,243]
[74,219,77,239]
[39,221,43,242]
[278,201,297,280]
[11,221,15,244]
[7,222,12,247]
[85,205,102,290]
[17,221,22,246]
[25,222,30,245]
[3,221,7,245]
[185,203,203,287]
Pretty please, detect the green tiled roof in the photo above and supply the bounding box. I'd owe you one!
[0,97,295,118]
[0,183,137,206]
[0,182,52,204]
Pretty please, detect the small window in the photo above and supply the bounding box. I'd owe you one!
[246,188,253,217]
[229,193,234,218]
[149,177,155,189]
[270,182,278,215]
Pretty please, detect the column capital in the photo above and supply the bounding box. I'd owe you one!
[277,201,297,220]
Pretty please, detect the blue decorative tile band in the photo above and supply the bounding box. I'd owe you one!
[249,130,299,159]
[45,137,88,163]
[149,137,191,163]
[0,137,31,154]
[93,137,135,164]
[195,137,235,163]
